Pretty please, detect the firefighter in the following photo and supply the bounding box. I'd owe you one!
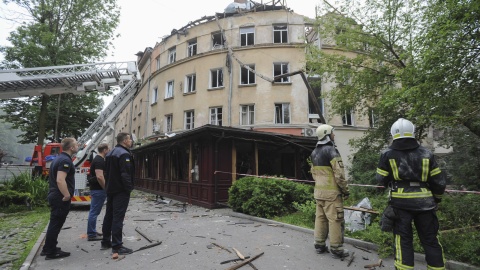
[376,118,446,270]
[311,124,350,259]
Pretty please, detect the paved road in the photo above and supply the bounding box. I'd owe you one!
[24,191,426,270]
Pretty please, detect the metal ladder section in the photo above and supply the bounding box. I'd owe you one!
[0,61,139,98]
[75,72,140,167]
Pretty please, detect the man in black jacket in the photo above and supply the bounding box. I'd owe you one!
[101,133,135,255]
[376,118,446,270]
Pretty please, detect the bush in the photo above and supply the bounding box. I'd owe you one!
[228,176,313,218]
[0,190,32,207]
[0,172,48,208]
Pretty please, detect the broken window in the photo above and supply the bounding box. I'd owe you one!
[275,103,290,124]
[240,26,255,46]
[187,39,197,57]
[273,62,289,83]
[240,105,255,125]
[273,25,288,43]
[184,110,194,130]
[210,68,223,88]
[369,109,378,128]
[168,47,176,64]
[210,107,223,126]
[212,32,225,49]
[240,64,255,85]
[165,80,174,99]
[185,74,196,93]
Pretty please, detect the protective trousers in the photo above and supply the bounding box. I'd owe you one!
[393,208,445,270]
[102,191,130,249]
[314,195,345,251]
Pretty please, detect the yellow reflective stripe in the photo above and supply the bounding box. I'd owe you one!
[392,190,433,198]
[389,159,401,180]
[403,132,413,137]
[393,234,415,270]
[433,194,443,199]
[430,167,441,176]
[393,133,401,139]
[427,265,446,270]
[377,168,389,176]
[422,159,429,182]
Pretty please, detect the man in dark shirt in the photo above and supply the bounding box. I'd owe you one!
[101,133,135,255]
[86,143,109,241]
[41,138,79,260]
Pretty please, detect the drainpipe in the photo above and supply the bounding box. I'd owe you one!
[228,55,233,126]
[145,57,151,137]
[214,131,225,206]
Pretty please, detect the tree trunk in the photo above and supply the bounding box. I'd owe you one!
[37,94,49,146]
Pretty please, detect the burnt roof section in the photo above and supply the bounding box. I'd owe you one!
[132,124,317,152]
[164,1,294,43]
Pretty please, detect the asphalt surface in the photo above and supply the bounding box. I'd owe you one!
[19,191,438,270]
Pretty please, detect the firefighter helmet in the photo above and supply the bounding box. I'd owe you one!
[390,118,415,140]
[316,124,334,141]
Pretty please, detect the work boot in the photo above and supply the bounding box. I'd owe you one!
[331,248,349,259]
[314,244,328,254]
[112,246,133,255]
[40,247,61,256]
[88,235,103,241]
[45,250,70,260]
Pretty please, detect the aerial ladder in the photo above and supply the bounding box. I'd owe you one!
[0,61,141,203]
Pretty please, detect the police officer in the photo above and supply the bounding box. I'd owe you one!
[41,137,78,260]
[311,124,350,259]
[376,118,446,269]
[101,132,135,255]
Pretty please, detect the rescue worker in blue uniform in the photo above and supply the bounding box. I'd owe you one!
[101,132,135,255]
[311,124,350,259]
[41,137,79,260]
[376,118,446,270]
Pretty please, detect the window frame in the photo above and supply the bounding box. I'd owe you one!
[273,24,288,44]
[209,107,223,126]
[274,103,290,124]
[187,39,197,57]
[165,80,174,99]
[184,110,195,130]
[210,68,224,88]
[212,32,225,49]
[151,87,158,104]
[184,74,196,94]
[165,114,173,133]
[240,26,255,46]
[240,64,256,85]
[342,109,354,126]
[240,104,255,125]
[273,62,290,83]
[168,47,176,64]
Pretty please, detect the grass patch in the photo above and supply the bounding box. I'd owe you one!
[0,207,49,269]
[273,211,315,229]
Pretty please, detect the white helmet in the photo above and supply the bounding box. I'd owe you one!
[390,118,415,140]
[316,124,334,141]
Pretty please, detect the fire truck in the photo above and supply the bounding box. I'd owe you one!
[0,62,141,204]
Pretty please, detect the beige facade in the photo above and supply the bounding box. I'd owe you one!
[115,2,373,169]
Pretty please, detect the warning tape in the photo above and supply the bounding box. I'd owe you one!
[213,171,480,195]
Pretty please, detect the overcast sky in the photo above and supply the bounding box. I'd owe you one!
[0,0,321,64]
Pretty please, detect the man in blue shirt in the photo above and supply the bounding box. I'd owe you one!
[41,138,79,260]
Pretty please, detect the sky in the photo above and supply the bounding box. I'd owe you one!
[0,0,321,64]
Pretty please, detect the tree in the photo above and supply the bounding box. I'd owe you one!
[0,0,120,145]
[306,0,480,186]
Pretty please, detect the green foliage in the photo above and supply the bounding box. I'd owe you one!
[0,172,48,207]
[0,190,32,207]
[436,194,480,230]
[228,176,313,218]
[1,93,104,144]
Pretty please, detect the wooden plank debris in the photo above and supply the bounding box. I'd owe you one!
[225,252,264,270]
[212,242,232,253]
[135,227,153,243]
[151,252,180,263]
[133,241,163,253]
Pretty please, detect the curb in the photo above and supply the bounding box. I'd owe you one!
[226,210,479,270]
[19,223,47,270]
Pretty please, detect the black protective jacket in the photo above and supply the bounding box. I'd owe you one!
[105,144,135,194]
[376,138,446,211]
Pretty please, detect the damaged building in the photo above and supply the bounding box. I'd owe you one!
[117,0,373,208]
